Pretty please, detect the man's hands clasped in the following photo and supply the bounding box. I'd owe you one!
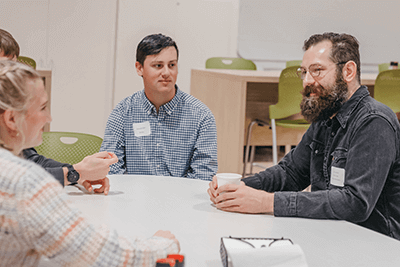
[207,176,274,214]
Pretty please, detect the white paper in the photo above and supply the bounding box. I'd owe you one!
[227,244,308,267]
[132,121,151,137]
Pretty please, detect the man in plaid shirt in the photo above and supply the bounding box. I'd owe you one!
[101,34,218,180]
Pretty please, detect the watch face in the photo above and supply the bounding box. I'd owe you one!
[67,168,80,183]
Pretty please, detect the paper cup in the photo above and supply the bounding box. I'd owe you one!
[216,173,242,188]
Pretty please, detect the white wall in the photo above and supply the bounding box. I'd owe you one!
[114,0,240,105]
[0,0,239,137]
[0,0,117,138]
[4,0,396,137]
[238,0,400,72]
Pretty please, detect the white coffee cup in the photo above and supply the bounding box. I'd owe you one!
[216,173,242,188]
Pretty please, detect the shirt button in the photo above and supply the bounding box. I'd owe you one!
[157,165,160,168]
[315,150,318,154]
[331,132,335,136]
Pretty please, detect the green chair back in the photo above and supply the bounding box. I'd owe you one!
[269,66,310,128]
[378,63,390,73]
[205,57,257,70]
[286,60,302,68]
[374,69,400,114]
[17,56,36,69]
[35,132,103,165]
[270,66,303,119]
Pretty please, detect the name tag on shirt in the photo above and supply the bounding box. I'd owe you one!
[331,166,345,187]
[132,121,151,137]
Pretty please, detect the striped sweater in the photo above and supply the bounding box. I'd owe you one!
[0,148,178,266]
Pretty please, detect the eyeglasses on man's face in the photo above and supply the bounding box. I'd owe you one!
[297,61,347,80]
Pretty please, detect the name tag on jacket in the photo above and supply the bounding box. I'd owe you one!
[331,166,345,187]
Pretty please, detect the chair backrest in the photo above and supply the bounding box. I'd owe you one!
[17,56,36,69]
[205,57,257,70]
[286,60,302,68]
[269,66,304,119]
[35,132,103,165]
[374,69,400,114]
[378,63,390,73]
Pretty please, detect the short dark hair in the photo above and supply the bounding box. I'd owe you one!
[303,32,361,83]
[0,29,20,58]
[136,33,178,65]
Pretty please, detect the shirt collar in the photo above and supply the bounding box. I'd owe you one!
[333,85,370,128]
[140,85,182,116]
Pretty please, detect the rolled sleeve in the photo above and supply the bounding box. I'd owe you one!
[100,102,127,175]
[186,111,218,181]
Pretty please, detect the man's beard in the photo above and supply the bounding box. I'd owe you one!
[300,73,348,123]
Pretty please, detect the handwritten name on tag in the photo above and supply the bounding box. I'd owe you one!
[132,121,151,137]
[331,166,345,187]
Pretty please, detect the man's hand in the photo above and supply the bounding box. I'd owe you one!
[208,176,274,214]
[73,151,118,182]
[153,230,180,252]
[66,151,117,195]
[80,177,110,195]
[207,176,219,204]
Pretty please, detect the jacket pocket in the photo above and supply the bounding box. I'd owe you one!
[331,148,348,169]
[309,140,325,188]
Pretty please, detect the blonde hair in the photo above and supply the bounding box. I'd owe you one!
[0,60,41,150]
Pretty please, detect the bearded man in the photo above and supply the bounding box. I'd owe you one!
[207,32,400,240]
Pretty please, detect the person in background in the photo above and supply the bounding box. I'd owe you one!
[0,28,116,194]
[0,60,179,266]
[101,33,218,180]
[208,32,400,240]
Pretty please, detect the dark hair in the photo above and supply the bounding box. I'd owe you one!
[136,33,178,65]
[303,32,361,83]
[0,29,20,58]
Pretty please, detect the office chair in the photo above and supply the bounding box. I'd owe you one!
[35,132,103,165]
[374,69,400,115]
[286,60,302,68]
[205,57,257,70]
[243,66,310,176]
[17,56,36,69]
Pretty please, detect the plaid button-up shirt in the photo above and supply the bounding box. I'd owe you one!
[0,149,178,266]
[101,86,218,180]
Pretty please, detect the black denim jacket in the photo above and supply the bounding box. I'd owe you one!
[244,86,400,240]
[22,148,69,186]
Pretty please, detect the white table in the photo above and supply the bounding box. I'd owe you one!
[40,175,400,266]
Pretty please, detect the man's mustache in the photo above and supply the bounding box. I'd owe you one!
[301,85,321,97]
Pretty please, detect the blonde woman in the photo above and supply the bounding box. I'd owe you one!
[0,61,179,266]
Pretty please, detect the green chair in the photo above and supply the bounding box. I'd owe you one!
[269,66,310,165]
[35,132,103,165]
[243,66,310,175]
[379,62,399,73]
[205,57,257,70]
[374,69,400,115]
[17,56,36,69]
[378,63,390,73]
[286,60,302,68]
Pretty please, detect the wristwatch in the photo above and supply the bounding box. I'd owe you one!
[66,165,80,184]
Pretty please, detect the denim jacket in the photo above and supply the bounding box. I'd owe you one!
[243,86,400,240]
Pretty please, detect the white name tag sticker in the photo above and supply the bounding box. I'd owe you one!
[132,121,151,137]
[331,166,345,187]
